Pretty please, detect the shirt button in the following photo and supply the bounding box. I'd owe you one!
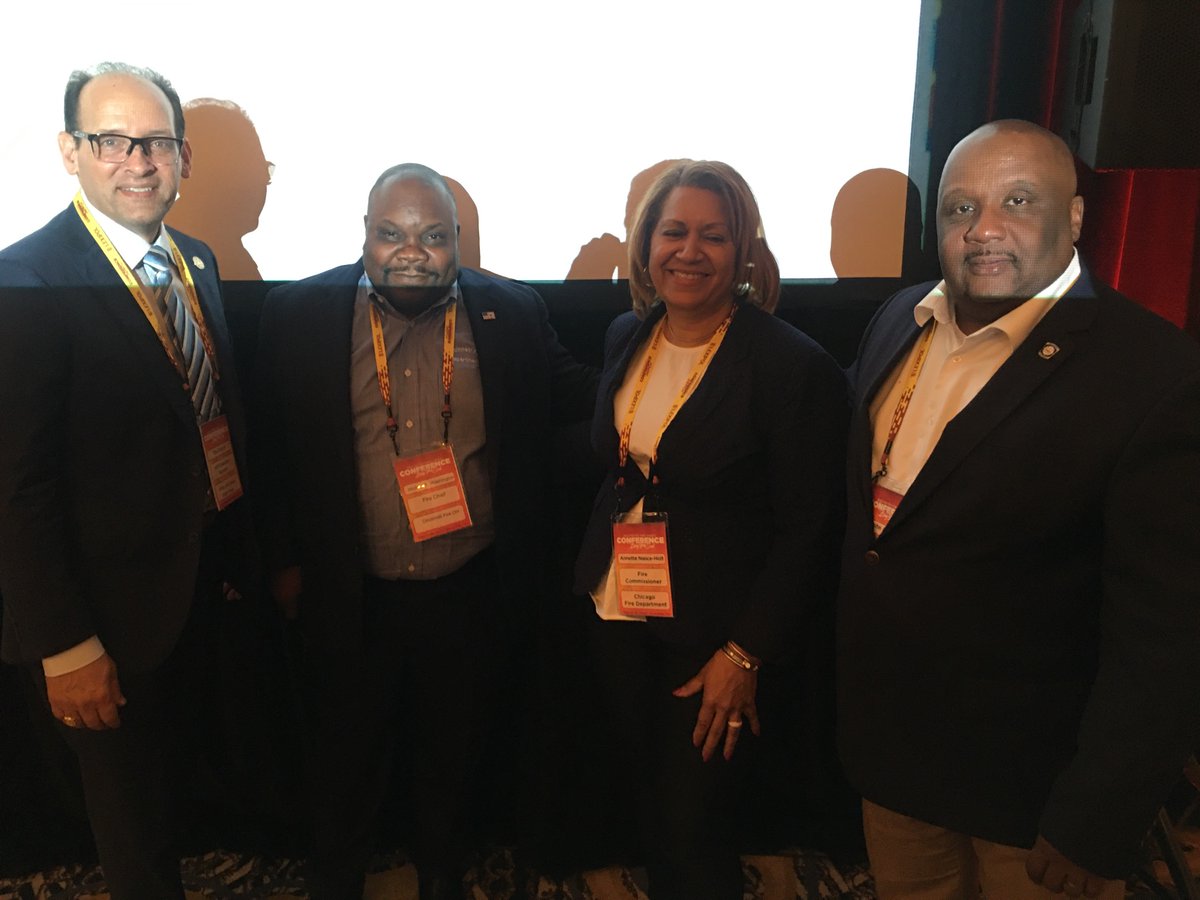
[865,550,881,566]
[405,419,414,429]
[407,563,416,573]
[404,369,412,377]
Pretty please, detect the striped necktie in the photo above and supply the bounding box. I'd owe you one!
[140,244,221,422]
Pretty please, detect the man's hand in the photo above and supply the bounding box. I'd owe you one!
[673,650,760,762]
[46,652,125,730]
[1026,834,1109,897]
[271,566,303,621]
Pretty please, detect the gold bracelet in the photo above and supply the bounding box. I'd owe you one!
[721,641,760,672]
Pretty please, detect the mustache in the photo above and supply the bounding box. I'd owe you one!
[964,250,1017,263]
[383,266,436,276]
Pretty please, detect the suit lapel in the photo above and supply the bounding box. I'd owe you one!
[182,248,234,377]
[883,281,1099,533]
[602,306,662,403]
[599,302,753,462]
[64,215,198,428]
[848,301,924,524]
[459,275,505,482]
[654,303,753,458]
[325,272,359,479]
[591,308,659,462]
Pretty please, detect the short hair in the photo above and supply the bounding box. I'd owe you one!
[628,160,781,317]
[369,163,458,225]
[64,62,185,139]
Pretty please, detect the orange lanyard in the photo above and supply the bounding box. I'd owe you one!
[368,297,457,454]
[872,322,936,483]
[73,193,220,383]
[617,307,735,469]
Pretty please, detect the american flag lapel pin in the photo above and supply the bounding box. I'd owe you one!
[482,310,496,320]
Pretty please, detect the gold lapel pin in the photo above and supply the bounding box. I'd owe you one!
[192,256,205,270]
[1038,342,1060,359]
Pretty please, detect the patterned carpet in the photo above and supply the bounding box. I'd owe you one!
[0,846,876,899]
[2,842,1190,899]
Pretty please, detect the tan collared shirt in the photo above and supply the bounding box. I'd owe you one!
[350,274,494,579]
[869,251,1082,498]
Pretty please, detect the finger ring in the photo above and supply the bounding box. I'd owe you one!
[727,719,744,729]
[61,715,77,727]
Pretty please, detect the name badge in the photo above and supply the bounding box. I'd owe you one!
[872,483,904,537]
[200,415,244,511]
[393,445,473,542]
[611,517,674,618]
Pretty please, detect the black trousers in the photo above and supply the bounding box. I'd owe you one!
[306,547,507,899]
[586,618,750,900]
[36,532,232,900]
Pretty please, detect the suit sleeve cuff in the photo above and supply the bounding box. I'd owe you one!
[41,636,106,676]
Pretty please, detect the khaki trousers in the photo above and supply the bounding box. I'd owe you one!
[862,799,1127,900]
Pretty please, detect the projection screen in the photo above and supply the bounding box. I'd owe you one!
[0,0,923,281]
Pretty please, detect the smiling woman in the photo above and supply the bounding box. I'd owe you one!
[573,160,850,900]
[645,186,738,344]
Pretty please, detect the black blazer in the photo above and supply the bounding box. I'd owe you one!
[837,268,1200,877]
[253,263,596,653]
[574,302,848,663]
[0,206,252,673]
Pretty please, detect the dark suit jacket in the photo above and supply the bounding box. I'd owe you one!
[574,302,849,663]
[0,205,251,674]
[837,268,1200,877]
[253,263,596,654]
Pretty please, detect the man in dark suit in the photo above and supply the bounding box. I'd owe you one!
[0,63,252,898]
[838,119,1200,898]
[254,163,595,899]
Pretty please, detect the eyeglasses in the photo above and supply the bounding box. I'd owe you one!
[72,131,184,164]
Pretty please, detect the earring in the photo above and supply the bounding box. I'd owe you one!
[735,261,754,297]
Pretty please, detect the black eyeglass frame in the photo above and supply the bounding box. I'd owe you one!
[71,131,184,163]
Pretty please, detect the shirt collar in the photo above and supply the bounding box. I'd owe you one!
[914,249,1082,348]
[358,270,460,320]
[77,193,164,269]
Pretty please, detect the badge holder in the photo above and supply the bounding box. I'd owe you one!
[871,483,904,537]
[200,415,244,510]
[392,445,474,542]
[611,510,674,617]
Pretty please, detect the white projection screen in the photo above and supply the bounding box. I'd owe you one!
[0,1,923,281]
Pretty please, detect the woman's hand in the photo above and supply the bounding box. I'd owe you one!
[673,649,760,761]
